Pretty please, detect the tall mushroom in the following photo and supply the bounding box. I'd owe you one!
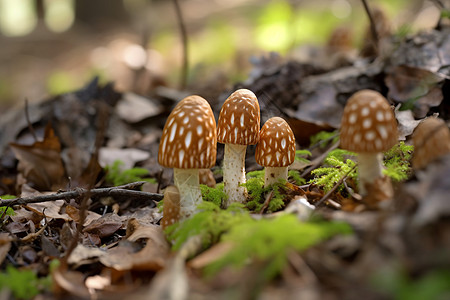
[217,89,260,206]
[340,89,397,196]
[412,117,450,170]
[255,117,296,187]
[158,95,217,219]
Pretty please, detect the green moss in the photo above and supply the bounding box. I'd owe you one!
[310,149,358,193]
[165,201,251,251]
[294,149,312,164]
[309,130,339,149]
[104,160,156,186]
[0,195,16,216]
[383,142,414,182]
[288,170,306,185]
[205,214,352,279]
[200,182,227,207]
[0,265,53,299]
[244,171,287,213]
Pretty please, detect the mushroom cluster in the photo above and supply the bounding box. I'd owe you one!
[158,89,299,221]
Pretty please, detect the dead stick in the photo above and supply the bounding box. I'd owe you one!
[0,182,163,207]
[173,0,188,90]
[361,0,378,44]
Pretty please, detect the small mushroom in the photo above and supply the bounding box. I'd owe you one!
[340,89,398,196]
[158,95,217,219]
[161,186,180,230]
[412,117,450,170]
[217,89,260,206]
[255,117,296,187]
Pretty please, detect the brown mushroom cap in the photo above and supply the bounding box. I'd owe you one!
[217,89,260,145]
[158,95,217,169]
[340,90,397,152]
[412,117,450,169]
[255,117,296,167]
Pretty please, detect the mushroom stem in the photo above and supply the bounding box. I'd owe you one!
[223,144,247,206]
[264,167,288,187]
[173,168,202,219]
[357,152,384,196]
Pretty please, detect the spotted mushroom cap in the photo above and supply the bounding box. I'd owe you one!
[217,89,260,145]
[412,117,450,169]
[255,117,296,167]
[158,95,217,169]
[340,90,397,152]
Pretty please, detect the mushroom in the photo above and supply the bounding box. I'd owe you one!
[161,186,180,230]
[255,117,296,187]
[217,89,260,206]
[412,117,450,170]
[158,95,217,219]
[340,89,398,196]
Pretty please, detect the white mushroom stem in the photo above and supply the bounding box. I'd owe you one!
[223,144,247,206]
[173,168,202,220]
[357,152,384,196]
[264,167,288,187]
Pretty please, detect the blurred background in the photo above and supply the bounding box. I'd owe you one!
[0,0,441,109]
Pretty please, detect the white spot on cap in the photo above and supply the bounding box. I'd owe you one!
[375,139,382,149]
[185,131,192,148]
[377,124,388,139]
[365,130,375,140]
[197,125,203,135]
[178,149,185,163]
[169,123,177,142]
[349,113,357,124]
[363,118,372,129]
[361,107,370,116]
[230,113,234,125]
[183,116,189,124]
[240,113,245,127]
[281,138,286,149]
[354,133,361,143]
[376,111,384,121]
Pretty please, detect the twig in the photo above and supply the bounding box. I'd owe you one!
[314,165,357,207]
[173,0,188,90]
[361,0,379,44]
[24,98,37,142]
[259,190,274,214]
[0,181,163,207]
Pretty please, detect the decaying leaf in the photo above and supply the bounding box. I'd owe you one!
[395,109,422,140]
[116,92,163,123]
[10,124,66,191]
[0,233,13,265]
[82,213,125,238]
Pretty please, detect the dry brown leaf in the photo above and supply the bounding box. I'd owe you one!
[10,123,67,191]
[100,219,169,271]
[188,242,234,269]
[395,109,422,140]
[26,200,70,221]
[83,213,124,238]
[0,233,12,265]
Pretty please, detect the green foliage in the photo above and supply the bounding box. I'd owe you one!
[244,171,286,213]
[294,149,312,164]
[372,267,450,300]
[0,195,16,216]
[105,160,155,186]
[165,202,251,251]
[309,130,339,149]
[383,142,414,182]
[0,265,52,299]
[310,149,357,192]
[205,214,352,279]
[200,182,227,207]
[288,170,306,186]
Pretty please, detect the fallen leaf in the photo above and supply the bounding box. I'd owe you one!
[83,213,125,238]
[116,93,163,123]
[10,123,67,191]
[0,233,12,265]
[67,244,107,265]
[395,109,422,140]
[26,200,70,221]
[98,147,150,170]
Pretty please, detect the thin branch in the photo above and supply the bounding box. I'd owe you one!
[314,164,357,207]
[173,0,188,90]
[361,0,378,44]
[0,181,163,207]
[300,141,340,178]
[24,98,37,142]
